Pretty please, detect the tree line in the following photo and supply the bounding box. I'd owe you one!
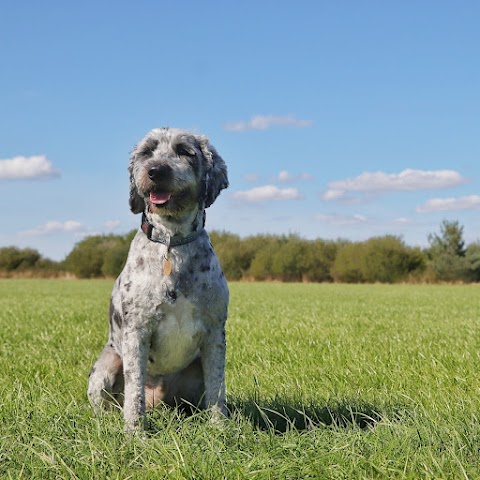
[1,220,479,283]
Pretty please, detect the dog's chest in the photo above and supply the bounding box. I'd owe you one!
[148,295,205,375]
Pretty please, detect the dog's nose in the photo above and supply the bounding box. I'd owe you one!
[148,165,172,181]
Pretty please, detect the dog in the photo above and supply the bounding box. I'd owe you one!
[87,127,229,431]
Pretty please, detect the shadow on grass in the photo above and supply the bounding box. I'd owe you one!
[228,397,387,433]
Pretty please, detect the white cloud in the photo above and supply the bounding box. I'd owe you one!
[393,217,412,224]
[20,220,83,237]
[224,114,313,132]
[232,185,302,203]
[245,171,313,184]
[271,170,313,183]
[277,170,294,182]
[416,195,480,213]
[316,213,368,225]
[322,189,345,201]
[0,155,60,180]
[323,169,467,201]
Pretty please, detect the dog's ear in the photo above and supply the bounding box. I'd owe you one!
[128,153,145,214]
[198,136,229,208]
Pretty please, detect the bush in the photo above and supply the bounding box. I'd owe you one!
[4,219,476,283]
[330,242,365,283]
[209,231,253,280]
[270,238,307,282]
[301,240,337,282]
[248,236,285,281]
[362,236,425,283]
[331,236,425,283]
[65,231,135,278]
[0,247,64,277]
[0,247,41,272]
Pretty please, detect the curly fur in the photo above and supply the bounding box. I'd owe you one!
[88,127,229,431]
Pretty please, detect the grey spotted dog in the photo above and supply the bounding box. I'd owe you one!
[87,127,229,432]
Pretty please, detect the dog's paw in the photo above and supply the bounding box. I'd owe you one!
[124,415,147,435]
[209,404,229,425]
[124,426,148,439]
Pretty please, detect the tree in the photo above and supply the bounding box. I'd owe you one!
[300,240,337,282]
[428,220,466,257]
[465,242,480,282]
[64,231,136,278]
[331,236,425,283]
[427,220,468,281]
[248,236,286,280]
[361,236,425,283]
[101,241,130,277]
[330,242,365,283]
[270,236,307,281]
[209,231,251,280]
[65,237,107,278]
[0,247,41,271]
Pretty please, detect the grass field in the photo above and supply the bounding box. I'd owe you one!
[0,279,479,479]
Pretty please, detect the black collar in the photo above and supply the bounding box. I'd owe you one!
[141,212,204,247]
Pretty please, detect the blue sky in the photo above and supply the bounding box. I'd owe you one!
[1,1,479,260]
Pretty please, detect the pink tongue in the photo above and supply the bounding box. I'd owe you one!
[150,192,172,204]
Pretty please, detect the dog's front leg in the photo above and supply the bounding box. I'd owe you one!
[201,327,227,422]
[122,325,150,432]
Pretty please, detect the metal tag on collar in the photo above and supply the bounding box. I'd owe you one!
[163,254,172,276]
[163,235,173,276]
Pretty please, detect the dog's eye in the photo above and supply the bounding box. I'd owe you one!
[175,144,196,157]
[139,138,159,158]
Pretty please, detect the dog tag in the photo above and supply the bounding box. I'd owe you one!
[163,256,172,276]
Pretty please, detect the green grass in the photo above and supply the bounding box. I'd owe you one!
[1,280,480,479]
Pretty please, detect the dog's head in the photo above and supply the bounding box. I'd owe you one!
[128,128,228,216]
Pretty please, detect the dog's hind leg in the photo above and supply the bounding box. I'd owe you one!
[88,344,123,412]
[147,356,205,412]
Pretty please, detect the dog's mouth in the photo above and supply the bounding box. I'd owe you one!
[147,187,196,215]
[149,191,173,206]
